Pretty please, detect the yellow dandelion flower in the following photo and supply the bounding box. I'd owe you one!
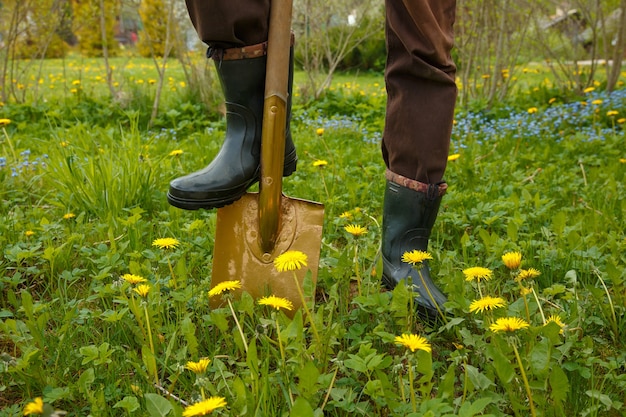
[25,230,35,237]
[149,79,157,85]
[258,295,294,311]
[519,286,533,296]
[447,153,461,162]
[169,149,183,157]
[463,266,493,282]
[583,86,595,93]
[72,80,81,85]
[60,141,69,147]
[63,212,76,220]
[548,98,556,104]
[339,211,353,219]
[620,158,626,163]
[545,315,565,334]
[489,317,530,333]
[469,296,506,313]
[152,237,180,249]
[182,396,227,416]
[312,159,328,167]
[273,250,308,272]
[185,358,211,374]
[401,250,433,266]
[591,99,603,105]
[527,107,538,114]
[481,74,491,79]
[316,128,324,136]
[23,397,44,415]
[606,110,619,117]
[133,284,151,298]
[122,273,147,284]
[617,118,626,124]
[502,251,522,269]
[344,224,367,237]
[394,333,432,353]
[208,280,242,297]
[0,118,11,126]
[517,268,541,281]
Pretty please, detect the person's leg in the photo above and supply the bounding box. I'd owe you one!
[381,0,457,325]
[168,1,296,210]
[185,0,270,47]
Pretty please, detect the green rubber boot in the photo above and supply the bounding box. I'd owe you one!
[167,45,297,210]
[381,178,448,326]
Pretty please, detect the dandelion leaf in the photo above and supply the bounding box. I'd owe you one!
[290,397,315,417]
[465,364,495,391]
[486,344,515,384]
[181,316,198,357]
[549,366,569,408]
[113,396,140,413]
[457,396,495,417]
[297,361,320,397]
[529,337,551,375]
[144,393,173,417]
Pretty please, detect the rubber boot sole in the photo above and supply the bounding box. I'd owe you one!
[166,155,297,210]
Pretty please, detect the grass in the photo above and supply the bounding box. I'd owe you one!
[0,57,625,416]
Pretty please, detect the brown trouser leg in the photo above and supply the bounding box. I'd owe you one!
[185,0,270,47]
[185,0,457,184]
[382,0,457,184]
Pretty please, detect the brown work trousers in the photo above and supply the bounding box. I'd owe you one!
[185,0,457,185]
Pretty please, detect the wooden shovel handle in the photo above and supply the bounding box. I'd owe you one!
[258,0,293,254]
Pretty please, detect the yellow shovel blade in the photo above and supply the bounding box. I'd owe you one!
[211,192,324,309]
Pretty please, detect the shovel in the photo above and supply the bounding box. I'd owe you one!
[210,0,324,309]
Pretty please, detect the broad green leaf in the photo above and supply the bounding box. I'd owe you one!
[210,310,229,332]
[465,364,494,391]
[231,376,248,414]
[78,368,95,394]
[390,282,411,322]
[181,316,198,357]
[246,338,259,376]
[290,397,315,417]
[344,354,367,373]
[529,337,550,375]
[142,345,158,383]
[144,393,173,417]
[549,366,569,406]
[457,396,494,417]
[113,396,140,412]
[363,379,385,398]
[486,344,515,384]
[79,345,99,365]
[42,386,71,403]
[506,221,518,241]
[585,389,614,408]
[416,349,433,375]
[297,361,320,397]
[21,290,34,320]
[438,365,456,399]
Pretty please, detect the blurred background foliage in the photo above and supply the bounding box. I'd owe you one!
[1,0,625,106]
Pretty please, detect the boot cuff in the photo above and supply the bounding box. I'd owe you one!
[385,169,447,197]
[208,33,295,61]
